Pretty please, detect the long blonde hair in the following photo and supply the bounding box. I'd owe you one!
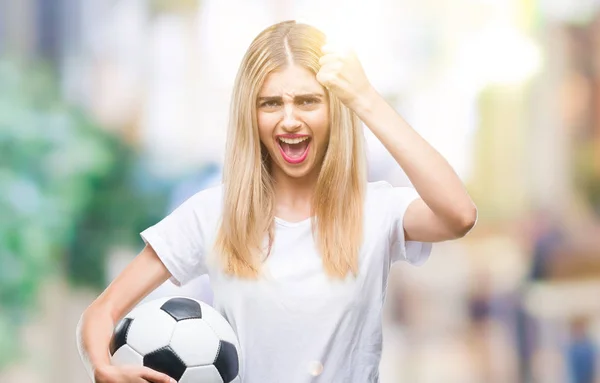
[214,20,367,279]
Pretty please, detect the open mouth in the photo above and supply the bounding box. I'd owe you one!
[277,136,311,164]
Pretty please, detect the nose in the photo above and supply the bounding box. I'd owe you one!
[281,104,302,131]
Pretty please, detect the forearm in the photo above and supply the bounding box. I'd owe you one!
[76,304,116,381]
[353,87,476,227]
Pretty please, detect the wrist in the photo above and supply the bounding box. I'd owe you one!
[349,85,379,117]
[93,364,113,382]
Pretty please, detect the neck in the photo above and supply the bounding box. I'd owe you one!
[270,166,319,213]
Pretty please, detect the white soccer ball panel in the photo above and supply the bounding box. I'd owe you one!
[200,303,239,348]
[127,309,176,355]
[125,296,172,319]
[179,365,224,383]
[170,318,220,366]
[111,344,143,366]
[200,303,241,365]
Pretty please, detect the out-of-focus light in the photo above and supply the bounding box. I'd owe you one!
[297,18,357,51]
[455,23,543,88]
[296,0,371,51]
[540,0,600,25]
[296,0,400,93]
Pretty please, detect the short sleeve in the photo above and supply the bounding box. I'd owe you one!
[140,192,211,286]
[385,184,433,266]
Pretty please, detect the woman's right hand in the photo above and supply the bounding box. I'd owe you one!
[94,365,175,383]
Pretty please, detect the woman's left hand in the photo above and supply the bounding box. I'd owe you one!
[317,44,375,111]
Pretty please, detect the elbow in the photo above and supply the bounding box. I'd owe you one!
[451,204,478,238]
[76,310,88,356]
[76,303,98,346]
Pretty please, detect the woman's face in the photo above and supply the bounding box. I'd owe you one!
[256,64,330,181]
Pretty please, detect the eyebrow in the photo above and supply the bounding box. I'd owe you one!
[257,93,325,103]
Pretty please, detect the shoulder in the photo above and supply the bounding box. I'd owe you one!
[190,183,223,203]
[366,181,391,205]
[365,181,395,219]
[367,180,393,193]
[366,181,420,217]
[181,183,224,219]
[367,181,418,199]
[366,180,403,203]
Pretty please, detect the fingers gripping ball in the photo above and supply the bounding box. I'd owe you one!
[109,297,241,383]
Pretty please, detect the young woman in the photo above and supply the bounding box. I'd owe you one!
[77,20,477,383]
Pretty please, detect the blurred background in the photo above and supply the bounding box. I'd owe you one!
[1,0,600,382]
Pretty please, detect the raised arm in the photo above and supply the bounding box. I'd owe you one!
[317,46,477,242]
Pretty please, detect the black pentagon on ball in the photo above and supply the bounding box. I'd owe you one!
[214,340,239,383]
[144,346,187,382]
[109,317,133,356]
[160,297,202,321]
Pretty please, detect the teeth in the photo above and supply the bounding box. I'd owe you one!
[278,136,310,144]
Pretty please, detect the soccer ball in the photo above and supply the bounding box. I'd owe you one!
[109,296,241,383]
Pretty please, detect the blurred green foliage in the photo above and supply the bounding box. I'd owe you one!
[0,59,169,367]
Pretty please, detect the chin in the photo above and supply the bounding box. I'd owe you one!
[272,157,317,180]
[282,164,313,179]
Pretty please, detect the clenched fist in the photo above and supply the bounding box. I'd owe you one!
[317,44,375,111]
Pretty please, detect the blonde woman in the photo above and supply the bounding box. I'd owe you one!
[77,20,477,383]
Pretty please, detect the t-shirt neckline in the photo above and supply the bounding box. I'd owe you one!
[274,216,314,227]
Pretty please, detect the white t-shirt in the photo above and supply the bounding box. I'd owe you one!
[140,181,432,383]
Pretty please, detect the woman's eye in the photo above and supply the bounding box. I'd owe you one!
[261,101,280,108]
[300,98,317,106]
